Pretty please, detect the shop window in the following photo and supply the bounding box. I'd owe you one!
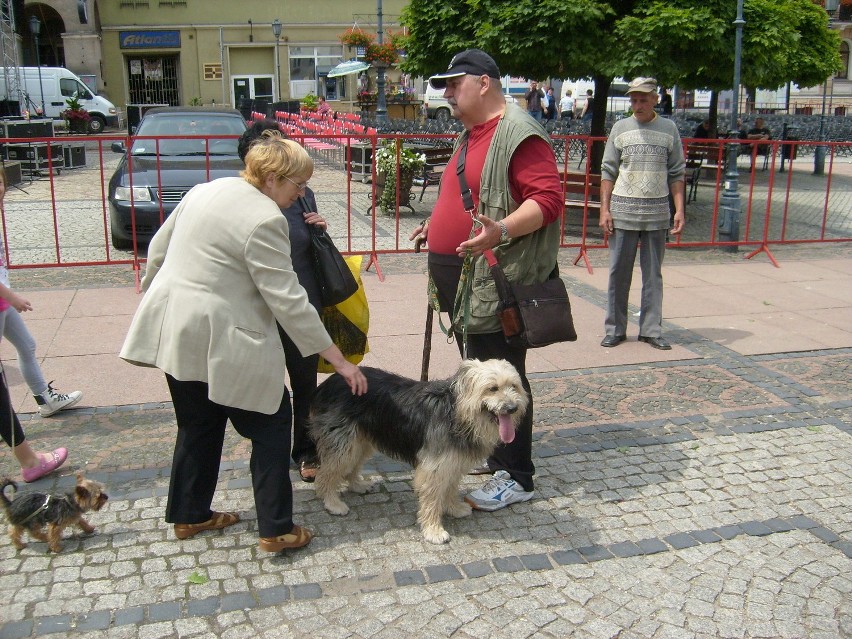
[289,45,345,99]
[127,55,180,106]
[838,41,849,80]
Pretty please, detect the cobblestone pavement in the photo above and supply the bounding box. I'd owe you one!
[1,249,850,639]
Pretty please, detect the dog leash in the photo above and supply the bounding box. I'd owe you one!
[18,494,52,525]
[453,137,481,360]
[425,137,479,358]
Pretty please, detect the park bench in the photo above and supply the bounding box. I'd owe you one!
[562,171,602,220]
[411,144,454,201]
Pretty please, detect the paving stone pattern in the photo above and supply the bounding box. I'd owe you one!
[0,257,851,638]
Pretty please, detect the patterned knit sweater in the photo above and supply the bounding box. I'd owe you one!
[601,115,685,231]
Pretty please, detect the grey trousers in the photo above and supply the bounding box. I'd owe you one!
[604,228,667,338]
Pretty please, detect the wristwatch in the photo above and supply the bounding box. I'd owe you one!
[498,221,509,244]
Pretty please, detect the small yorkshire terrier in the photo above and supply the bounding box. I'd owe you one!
[1,472,109,553]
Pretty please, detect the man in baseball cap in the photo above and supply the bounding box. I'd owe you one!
[411,47,563,513]
[428,49,501,89]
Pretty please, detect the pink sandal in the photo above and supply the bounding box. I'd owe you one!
[22,448,68,483]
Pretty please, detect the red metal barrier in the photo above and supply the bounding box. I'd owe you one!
[0,133,849,281]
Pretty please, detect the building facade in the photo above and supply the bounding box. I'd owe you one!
[16,0,407,116]
[11,0,851,122]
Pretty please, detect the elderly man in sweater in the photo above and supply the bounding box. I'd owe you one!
[599,77,686,351]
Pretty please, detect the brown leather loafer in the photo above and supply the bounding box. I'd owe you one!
[174,511,240,540]
[259,525,313,552]
[638,335,672,350]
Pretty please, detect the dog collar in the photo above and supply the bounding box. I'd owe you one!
[19,494,51,525]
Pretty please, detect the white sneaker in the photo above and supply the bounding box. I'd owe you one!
[464,470,533,512]
[35,383,83,417]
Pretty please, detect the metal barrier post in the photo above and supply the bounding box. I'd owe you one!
[718,0,745,252]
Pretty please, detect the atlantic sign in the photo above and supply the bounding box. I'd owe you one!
[120,31,181,49]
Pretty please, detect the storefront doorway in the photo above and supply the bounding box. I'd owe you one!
[126,55,179,106]
[231,75,274,108]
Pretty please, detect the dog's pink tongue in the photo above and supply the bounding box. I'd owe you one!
[498,414,515,443]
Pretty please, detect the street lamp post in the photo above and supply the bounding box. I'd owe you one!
[717,0,745,250]
[813,0,838,176]
[271,19,282,102]
[28,16,45,118]
[375,0,387,121]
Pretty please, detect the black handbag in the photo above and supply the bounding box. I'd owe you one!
[302,197,358,307]
[487,252,578,348]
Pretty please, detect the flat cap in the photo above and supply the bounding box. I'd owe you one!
[626,77,658,94]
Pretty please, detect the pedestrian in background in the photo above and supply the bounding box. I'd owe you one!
[525,80,545,122]
[544,87,557,121]
[559,89,575,120]
[659,88,673,116]
[410,49,563,511]
[580,89,594,121]
[599,77,686,351]
[693,119,714,139]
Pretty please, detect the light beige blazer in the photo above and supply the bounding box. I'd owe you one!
[120,177,332,414]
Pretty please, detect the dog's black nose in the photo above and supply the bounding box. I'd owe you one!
[505,404,518,415]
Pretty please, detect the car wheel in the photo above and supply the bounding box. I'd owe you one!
[111,228,134,251]
[88,116,106,134]
[435,107,451,122]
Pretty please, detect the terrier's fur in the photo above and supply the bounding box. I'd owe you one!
[309,359,528,544]
[1,472,108,552]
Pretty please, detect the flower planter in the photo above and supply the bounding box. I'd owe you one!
[67,119,89,134]
[376,170,416,216]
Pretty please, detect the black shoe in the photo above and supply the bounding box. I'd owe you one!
[638,335,671,350]
[600,335,626,347]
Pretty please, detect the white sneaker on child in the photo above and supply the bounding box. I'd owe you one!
[464,470,533,512]
[35,383,83,417]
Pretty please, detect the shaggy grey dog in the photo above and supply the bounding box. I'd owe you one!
[309,359,528,544]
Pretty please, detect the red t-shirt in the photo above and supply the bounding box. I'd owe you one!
[428,115,563,255]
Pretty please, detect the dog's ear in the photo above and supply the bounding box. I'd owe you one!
[75,484,91,503]
[454,359,479,398]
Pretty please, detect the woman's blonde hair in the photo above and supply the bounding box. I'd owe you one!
[242,130,312,188]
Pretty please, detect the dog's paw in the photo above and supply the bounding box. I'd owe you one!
[422,527,451,544]
[348,476,379,494]
[447,500,473,518]
[324,497,350,516]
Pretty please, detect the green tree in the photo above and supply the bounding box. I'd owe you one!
[400,0,840,165]
[616,0,841,125]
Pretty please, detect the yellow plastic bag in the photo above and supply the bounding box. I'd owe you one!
[318,255,369,373]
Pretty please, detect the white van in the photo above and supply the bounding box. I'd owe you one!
[424,84,453,121]
[423,84,517,121]
[0,67,118,133]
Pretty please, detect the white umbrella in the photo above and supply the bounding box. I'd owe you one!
[328,60,371,78]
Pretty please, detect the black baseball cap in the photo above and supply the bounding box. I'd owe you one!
[428,49,501,89]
